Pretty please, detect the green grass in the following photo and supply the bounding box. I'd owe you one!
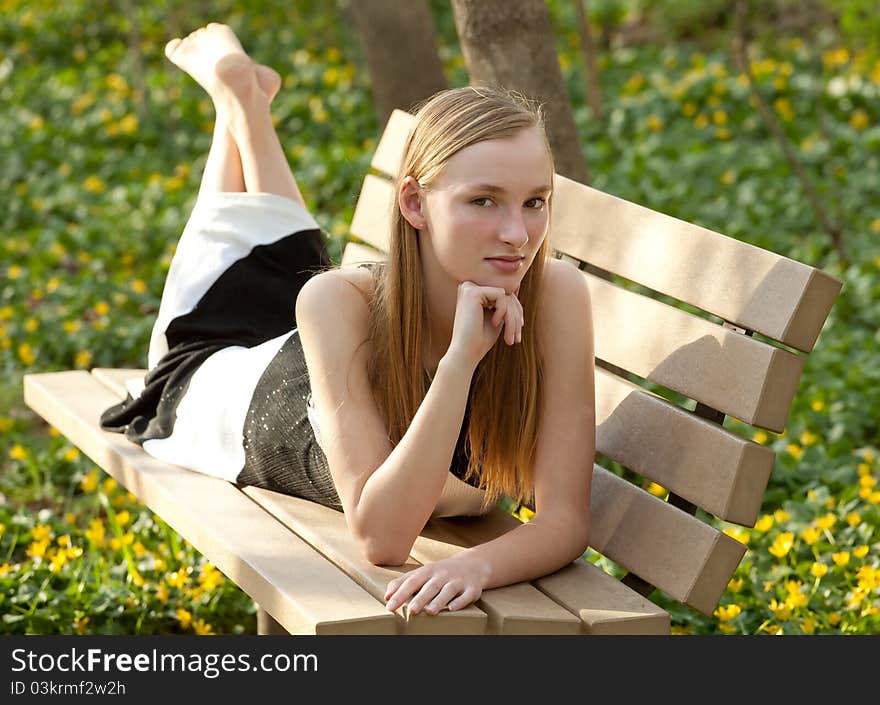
[1,0,878,634]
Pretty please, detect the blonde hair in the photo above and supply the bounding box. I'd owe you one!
[351,85,553,510]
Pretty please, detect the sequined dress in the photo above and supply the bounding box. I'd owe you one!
[100,192,492,518]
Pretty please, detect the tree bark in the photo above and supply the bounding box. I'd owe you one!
[345,0,448,128]
[575,0,603,122]
[450,0,590,184]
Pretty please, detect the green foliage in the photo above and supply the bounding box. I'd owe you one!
[1,0,878,634]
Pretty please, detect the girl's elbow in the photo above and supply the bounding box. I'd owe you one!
[359,536,410,566]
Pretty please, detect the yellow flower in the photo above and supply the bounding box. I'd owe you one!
[849,109,869,130]
[131,278,147,294]
[198,564,225,591]
[26,539,49,559]
[682,101,697,117]
[130,569,145,587]
[769,598,791,621]
[811,562,828,578]
[156,584,170,603]
[644,481,667,497]
[32,524,52,541]
[724,526,750,545]
[623,73,645,94]
[167,570,189,589]
[811,399,825,412]
[846,512,861,527]
[115,510,130,527]
[816,513,836,530]
[720,170,736,185]
[24,317,38,332]
[859,474,877,489]
[801,618,816,634]
[822,48,849,67]
[93,301,110,316]
[63,320,81,334]
[831,551,850,567]
[118,114,138,135]
[728,577,745,592]
[176,608,193,629]
[101,477,116,494]
[109,537,122,551]
[18,343,36,365]
[80,470,98,493]
[857,462,872,476]
[9,444,28,461]
[646,115,664,132]
[786,443,804,460]
[64,513,76,525]
[85,518,105,547]
[74,350,92,369]
[801,527,821,545]
[49,551,68,573]
[856,566,878,591]
[63,447,80,462]
[773,508,790,523]
[828,613,842,626]
[774,98,795,122]
[193,619,214,635]
[83,175,106,194]
[754,514,774,532]
[715,604,741,622]
[75,616,90,634]
[694,113,709,128]
[800,430,818,446]
[769,532,794,558]
[853,545,869,559]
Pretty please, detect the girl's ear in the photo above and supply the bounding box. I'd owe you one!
[398,176,426,230]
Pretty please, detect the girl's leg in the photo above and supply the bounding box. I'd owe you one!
[196,68,282,199]
[165,23,305,205]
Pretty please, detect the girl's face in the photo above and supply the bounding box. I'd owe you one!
[402,127,553,293]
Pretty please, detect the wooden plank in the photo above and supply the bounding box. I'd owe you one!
[551,173,843,354]
[23,371,396,635]
[368,108,842,353]
[433,517,669,634]
[370,107,415,178]
[595,367,776,525]
[340,241,386,267]
[588,468,747,615]
[350,173,395,253]
[583,270,804,432]
[240,486,488,635]
[416,521,582,634]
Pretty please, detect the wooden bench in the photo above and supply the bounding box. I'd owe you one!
[23,108,842,634]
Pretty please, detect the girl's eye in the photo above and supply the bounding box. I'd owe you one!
[472,197,493,207]
[526,197,546,209]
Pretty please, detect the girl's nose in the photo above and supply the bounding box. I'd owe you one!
[499,212,529,249]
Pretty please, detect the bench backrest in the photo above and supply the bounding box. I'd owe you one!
[339,108,843,616]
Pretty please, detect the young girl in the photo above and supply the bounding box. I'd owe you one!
[101,23,596,618]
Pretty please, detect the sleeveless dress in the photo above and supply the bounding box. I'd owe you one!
[99,191,494,518]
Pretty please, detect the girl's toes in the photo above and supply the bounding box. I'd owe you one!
[164,38,182,59]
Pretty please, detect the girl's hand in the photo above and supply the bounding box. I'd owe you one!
[446,281,524,369]
[384,554,489,617]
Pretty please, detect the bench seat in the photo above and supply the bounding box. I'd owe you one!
[23,368,670,634]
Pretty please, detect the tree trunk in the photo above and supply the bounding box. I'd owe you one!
[345,0,448,129]
[575,0,603,122]
[450,0,589,184]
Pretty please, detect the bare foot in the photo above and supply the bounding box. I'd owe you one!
[164,23,248,97]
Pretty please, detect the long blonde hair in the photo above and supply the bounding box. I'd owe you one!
[352,85,553,510]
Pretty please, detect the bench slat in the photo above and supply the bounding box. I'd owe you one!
[595,367,776,526]
[23,371,397,635]
[368,109,842,353]
[416,521,583,634]
[239,486,488,634]
[435,515,670,634]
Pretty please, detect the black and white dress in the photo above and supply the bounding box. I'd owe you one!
[100,191,492,518]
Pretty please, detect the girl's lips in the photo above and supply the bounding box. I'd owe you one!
[486,258,523,272]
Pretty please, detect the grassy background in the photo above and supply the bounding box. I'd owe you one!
[1,0,878,634]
